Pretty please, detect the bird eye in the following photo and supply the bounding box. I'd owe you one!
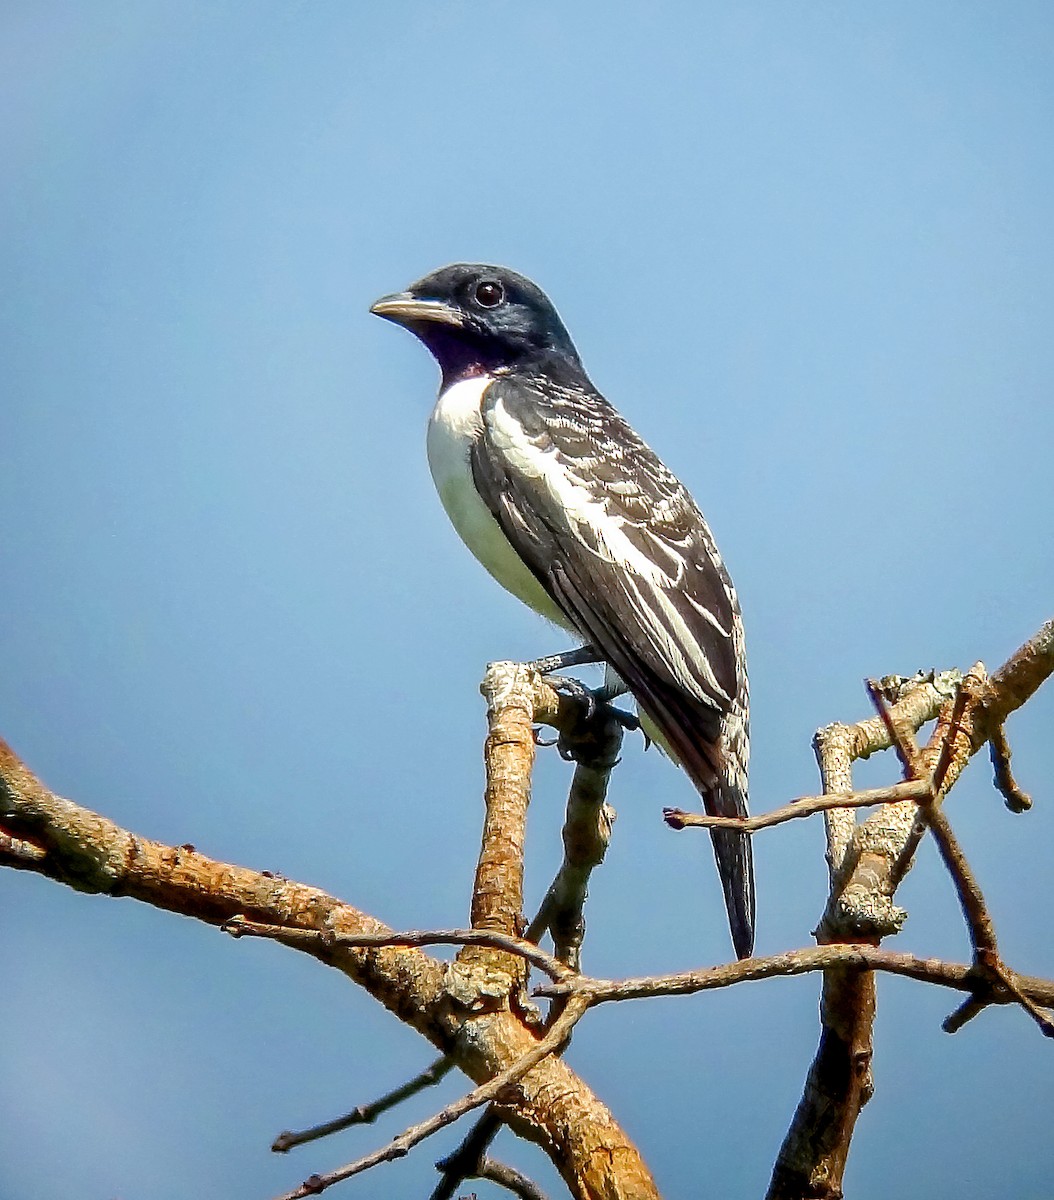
[474,280,505,308]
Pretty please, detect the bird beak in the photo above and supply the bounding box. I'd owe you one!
[369,292,466,329]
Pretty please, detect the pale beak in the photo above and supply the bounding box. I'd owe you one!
[369,292,466,328]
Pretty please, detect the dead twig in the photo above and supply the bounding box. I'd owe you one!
[526,691,624,970]
[272,994,590,1200]
[865,679,999,956]
[223,918,572,984]
[273,1056,455,1153]
[429,1108,502,1200]
[988,725,1032,812]
[534,943,1054,1015]
[474,1159,550,1200]
[662,780,931,834]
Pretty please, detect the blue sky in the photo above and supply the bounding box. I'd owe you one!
[1,3,1052,1198]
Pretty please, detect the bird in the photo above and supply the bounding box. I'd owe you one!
[370,264,754,959]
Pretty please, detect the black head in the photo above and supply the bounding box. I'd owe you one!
[370,263,587,387]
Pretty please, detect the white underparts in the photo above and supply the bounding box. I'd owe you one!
[426,376,573,631]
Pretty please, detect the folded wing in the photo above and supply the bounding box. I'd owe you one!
[470,374,755,957]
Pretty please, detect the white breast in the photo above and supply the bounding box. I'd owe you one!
[426,376,573,631]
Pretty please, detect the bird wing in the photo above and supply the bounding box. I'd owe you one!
[471,374,754,957]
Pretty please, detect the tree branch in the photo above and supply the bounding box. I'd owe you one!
[274,994,590,1199]
[988,725,1032,813]
[527,691,624,969]
[768,620,1054,1199]
[272,1056,455,1154]
[0,733,659,1200]
[535,944,1054,1012]
[662,780,931,834]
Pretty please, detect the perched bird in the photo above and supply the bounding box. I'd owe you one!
[371,264,754,958]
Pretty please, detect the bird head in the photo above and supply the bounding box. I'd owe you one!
[370,263,585,386]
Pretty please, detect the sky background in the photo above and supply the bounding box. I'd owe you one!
[1,3,1052,1198]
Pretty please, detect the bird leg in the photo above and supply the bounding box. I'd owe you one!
[529,644,605,674]
[529,645,605,721]
[528,647,639,742]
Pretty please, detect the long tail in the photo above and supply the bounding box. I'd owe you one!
[636,688,755,959]
[706,699,754,959]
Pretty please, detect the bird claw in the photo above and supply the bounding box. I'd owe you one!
[607,706,640,732]
[536,677,632,771]
[541,674,598,721]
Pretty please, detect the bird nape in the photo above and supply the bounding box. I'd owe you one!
[371,263,755,960]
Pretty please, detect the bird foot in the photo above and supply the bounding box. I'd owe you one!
[538,676,636,769]
[541,673,599,720]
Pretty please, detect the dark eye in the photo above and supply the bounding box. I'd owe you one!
[474,279,504,308]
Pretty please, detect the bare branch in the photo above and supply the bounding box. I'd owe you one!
[273,1056,455,1153]
[0,734,660,1200]
[983,616,1054,727]
[273,995,590,1199]
[459,662,538,991]
[535,944,1054,1014]
[865,679,999,957]
[526,694,624,969]
[475,1159,550,1200]
[770,621,1054,1200]
[430,1109,503,1200]
[224,918,573,984]
[663,780,931,834]
[989,725,1032,812]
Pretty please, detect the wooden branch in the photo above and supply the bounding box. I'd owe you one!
[983,616,1054,726]
[0,734,659,1200]
[662,780,931,833]
[769,621,1054,1199]
[430,1109,502,1200]
[458,662,538,991]
[526,693,624,969]
[988,725,1032,812]
[535,944,1054,1012]
[813,671,959,878]
[274,994,590,1199]
[272,1056,454,1153]
[224,918,573,984]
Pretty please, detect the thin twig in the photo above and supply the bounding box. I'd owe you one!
[429,1108,502,1200]
[978,950,1054,1038]
[526,692,624,969]
[533,943,1054,1016]
[222,918,572,983]
[475,1159,550,1200]
[273,1055,454,1153]
[942,994,991,1034]
[662,780,931,833]
[770,631,1054,1200]
[272,994,590,1199]
[865,680,999,956]
[814,673,960,877]
[988,725,1032,812]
